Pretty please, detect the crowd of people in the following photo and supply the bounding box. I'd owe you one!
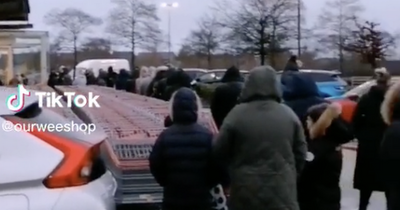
[42,58,400,210]
[145,62,400,210]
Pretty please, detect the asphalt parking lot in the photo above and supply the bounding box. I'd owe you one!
[341,149,385,210]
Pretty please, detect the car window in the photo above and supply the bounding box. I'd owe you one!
[185,71,205,80]
[198,73,217,82]
[302,72,339,82]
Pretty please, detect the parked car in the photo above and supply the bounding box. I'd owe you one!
[328,77,400,101]
[278,69,348,97]
[191,69,249,85]
[0,88,117,210]
[182,68,207,80]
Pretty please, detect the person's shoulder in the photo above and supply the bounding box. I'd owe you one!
[279,103,302,122]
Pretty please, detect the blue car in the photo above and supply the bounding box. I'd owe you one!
[277,70,347,97]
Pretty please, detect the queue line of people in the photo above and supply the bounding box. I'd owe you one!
[148,64,400,210]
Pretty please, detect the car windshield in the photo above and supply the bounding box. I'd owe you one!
[303,72,344,82]
[184,70,205,80]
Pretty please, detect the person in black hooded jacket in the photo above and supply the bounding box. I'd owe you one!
[301,102,353,210]
[379,79,400,210]
[283,72,326,124]
[115,69,130,90]
[149,87,229,210]
[162,69,192,101]
[352,71,390,210]
[284,55,299,72]
[210,66,244,128]
[105,66,116,87]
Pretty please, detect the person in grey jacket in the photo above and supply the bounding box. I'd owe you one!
[213,65,307,210]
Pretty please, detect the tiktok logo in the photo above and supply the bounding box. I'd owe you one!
[6,85,31,112]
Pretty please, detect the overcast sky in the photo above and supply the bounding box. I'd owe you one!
[29,0,399,52]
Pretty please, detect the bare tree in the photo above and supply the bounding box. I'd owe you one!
[212,0,297,67]
[315,0,364,71]
[44,8,102,77]
[344,21,396,69]
[181,15,221,69]
[49,35,68,69]
[105,0,162,68]
[141,33,167,53]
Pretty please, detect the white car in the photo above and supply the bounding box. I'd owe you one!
[191,69,249,85]
[183,68,207,80]
[0,88,117,210]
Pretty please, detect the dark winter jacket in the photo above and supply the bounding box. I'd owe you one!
[352,84,388,191]
[284,56,299,72]
[106,67,116,87]
[210,66,244,128]
[147,70,166,97]
[283,72,326,126]
[213,66,307,210]
[299,103,353,210]
[47,72,59,87]
[149,87,228,210]
[85,72,97,85]
[162,70,192,101]
[115,69,130,90]
[379,81,400,189]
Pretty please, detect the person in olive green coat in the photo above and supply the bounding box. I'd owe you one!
[213,65,307,210]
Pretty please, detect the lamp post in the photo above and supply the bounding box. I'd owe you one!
[160,2,178,63]
[297,0,301,57]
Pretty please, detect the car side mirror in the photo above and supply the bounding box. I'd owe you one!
[347,95,359,101]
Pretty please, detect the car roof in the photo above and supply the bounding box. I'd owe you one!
[277,70,340,75]
[209,69,249,73]
[183,68,207,72]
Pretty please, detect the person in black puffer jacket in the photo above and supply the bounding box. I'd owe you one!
[379,79,400,210]
[149,87,229,210]
[210,66,244,128]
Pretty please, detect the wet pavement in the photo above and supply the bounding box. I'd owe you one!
[341,149,385,210]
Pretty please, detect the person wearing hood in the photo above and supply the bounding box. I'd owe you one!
[97,69,107,86]
[299,103,353,210]
[85,70,97,85]
[284,55,300,72]
[136,66,153,95]
[352,68,391,210]
[58,67,72,85]
[105,66,116,87]
[149,87,229,210]
[47,71,59,87]
[115,69,130,90]
[146,66,168,97]
[379,79,400,210]
[213,66,307,210]
[152,66,176,100]
[162,69,192,101]
[283,72,326,121]
[210,66,244,128]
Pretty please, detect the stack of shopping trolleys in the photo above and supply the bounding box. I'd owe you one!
[55,86,218,205]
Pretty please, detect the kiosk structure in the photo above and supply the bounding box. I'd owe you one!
[0,30,49,84]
